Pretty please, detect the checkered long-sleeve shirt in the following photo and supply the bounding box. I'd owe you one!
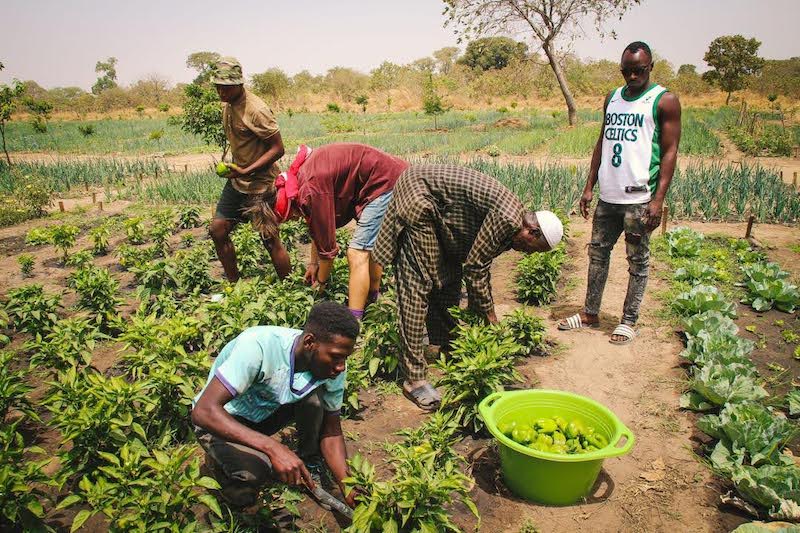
[373,164,524,315]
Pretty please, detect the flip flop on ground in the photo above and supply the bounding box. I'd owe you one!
[402,382,441,412]
[557,313,600,331]
[609,323,636,345]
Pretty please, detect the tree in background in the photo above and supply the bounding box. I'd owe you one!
[672,64,707,96]
[251,68,291,102]
[443,0,640,126]
[92,57,118,95]
[412,57,437,73]
[702,35,764,105]
[433,47,460,74]
[1,79,25,165]
[325,67,369,99]
[355,94,369,113]
[128,75,171,106]
[458,36,527,71]
[186,51,221,85]
[751,58,800,100]
[177,83,228,158]
[422,73,447,129]
[24,98,53,133]
[370,61,404,91]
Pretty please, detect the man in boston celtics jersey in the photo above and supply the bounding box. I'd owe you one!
[558,41,681,344]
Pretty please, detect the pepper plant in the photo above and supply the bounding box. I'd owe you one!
[345,447,478,532]
[177,206,202,229]
[44,368,157,482]
[17,253,35,277]
[0,422,52,532]
[49,224,80,263]
[3,283,61,336]
[0,351,38,422]
[57,439,222,532]
[435,322,523,432]
[360,294,402,379]
[68,265,122,329]
[515,243,567,305]
[124,217,146,245]
[26,316,101,372]
[89,223,111,255]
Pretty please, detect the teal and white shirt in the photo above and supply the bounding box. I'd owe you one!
[193,326,346,423]
[598,83,668,204]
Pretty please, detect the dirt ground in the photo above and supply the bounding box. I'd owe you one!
[3,201,799,531]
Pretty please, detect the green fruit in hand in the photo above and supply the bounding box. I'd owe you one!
[216,162,231,177]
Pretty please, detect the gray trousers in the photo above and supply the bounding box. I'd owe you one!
[194,389,324,507]
[584,200,651,326]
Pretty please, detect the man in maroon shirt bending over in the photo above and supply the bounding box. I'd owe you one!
[274,143,408,319]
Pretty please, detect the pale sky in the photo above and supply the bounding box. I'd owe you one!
[1,0,797,90]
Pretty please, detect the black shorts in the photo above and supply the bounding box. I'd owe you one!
[215,181,252,222]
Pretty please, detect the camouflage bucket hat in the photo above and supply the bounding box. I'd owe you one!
[212,57,244,85]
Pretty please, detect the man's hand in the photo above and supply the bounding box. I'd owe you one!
[643,199,664,233]
[344,486,363,509]
[304,263,318,285]
[579,189,593,219]
[265,442,315,489]
[311,279,328,294]
[225,165,249,180]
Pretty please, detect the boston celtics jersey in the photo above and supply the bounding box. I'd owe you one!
[598,83,668,204]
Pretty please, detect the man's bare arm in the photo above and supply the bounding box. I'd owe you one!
[191,377,314,488]
[229,132,285,178]
[580,94,612,219]
[643,93,681,231]
[318,412,356,506]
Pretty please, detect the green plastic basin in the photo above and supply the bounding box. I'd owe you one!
[478,389,635,505]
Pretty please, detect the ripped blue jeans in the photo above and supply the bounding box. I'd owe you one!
[584,200,650,326]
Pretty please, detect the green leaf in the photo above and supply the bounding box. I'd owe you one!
[97,451,120,467]
[71,509,93,532]
[195,476,221,490]
[26,498,44,517]
[382,518,399,533]
[56,494,82,510]
[368,357,381,377]
[197,494,222,518]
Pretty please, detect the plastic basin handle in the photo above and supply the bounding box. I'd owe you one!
[478,391,505,423]
[599,421,636,459]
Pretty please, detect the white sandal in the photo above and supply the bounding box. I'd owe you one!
[610,323,636,345]
[557,313,600,331]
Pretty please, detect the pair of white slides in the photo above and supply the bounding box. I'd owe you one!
[558,314,636,345]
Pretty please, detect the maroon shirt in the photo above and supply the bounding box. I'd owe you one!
[296,143,408,259]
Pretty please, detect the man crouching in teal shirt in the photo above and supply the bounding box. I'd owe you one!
[191,301,359,510]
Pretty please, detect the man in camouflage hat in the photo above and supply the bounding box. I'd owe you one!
[210,56,291,282]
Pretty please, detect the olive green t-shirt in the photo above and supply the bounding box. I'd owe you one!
[222,89,281,194]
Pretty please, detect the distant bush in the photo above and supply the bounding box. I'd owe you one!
[326,102,341,113]
[0,169,52,227]
[78,124,96,137]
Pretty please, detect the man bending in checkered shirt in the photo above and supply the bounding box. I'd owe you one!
[371,164,564,411]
